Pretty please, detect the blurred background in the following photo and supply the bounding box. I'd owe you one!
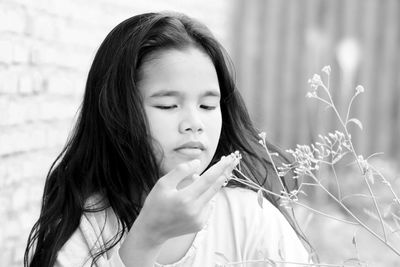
[0,0,399,266]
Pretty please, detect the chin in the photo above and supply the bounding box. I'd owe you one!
[196,158,215,176]
[160,155,211,176]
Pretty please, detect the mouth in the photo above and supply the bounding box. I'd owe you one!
[174,141,205,157]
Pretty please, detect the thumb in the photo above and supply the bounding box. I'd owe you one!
[159,159,201,189]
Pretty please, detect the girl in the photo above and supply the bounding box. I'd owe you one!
[25,12,312,267]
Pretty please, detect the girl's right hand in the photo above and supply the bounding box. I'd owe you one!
[134,154,237,247]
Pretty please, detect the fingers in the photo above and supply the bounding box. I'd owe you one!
[183,155,236,198]
[159,159,201,188]
[196,174,227,206]
[176,174,200,190]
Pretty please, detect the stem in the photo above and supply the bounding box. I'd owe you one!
[366,209,400,238]
[318,159,337,166]
[369,165,400,206]
[233,160,400,255]
[366,152,385,160]
[362,172,388,242]
[224,259,356,267]
[262,142,289,194]
[294,201,358,225]
[330,157,342,200]
[232,171,357,226]
[345,92,358,124]
[314,95,333,107]
[341,194,379,202]
[322,84,347,131]
[230,175,282,199]
[307,171,400,256]
[233,168,257,185]
[321,82,389,245]
[301,182,320,187]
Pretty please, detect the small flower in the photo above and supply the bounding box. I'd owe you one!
[277,171,286,177]
[308,74,324,91]
[355,85,365,95]
[306,91,317,98]
[258,131,266,141]
[343,140,351,150]
[279,198,290,209]
[258,132,267,146]
[322,65,331,75]
[230,151,242,165]
[357,155,369,175]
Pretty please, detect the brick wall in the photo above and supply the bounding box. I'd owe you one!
[0,1,233,265]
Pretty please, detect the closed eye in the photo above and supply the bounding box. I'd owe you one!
[154,105,178,110]
[200,105,217,110]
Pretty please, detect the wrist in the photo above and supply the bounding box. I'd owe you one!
[133,212,167,247]
[119,215,165,266]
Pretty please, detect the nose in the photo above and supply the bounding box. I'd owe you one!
[179,107,204,134]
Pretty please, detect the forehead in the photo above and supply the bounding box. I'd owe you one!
[137,48,220,97]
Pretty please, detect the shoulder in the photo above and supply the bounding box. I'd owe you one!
[213,187,287,238]
[217,187,282,219]
[56,195,124,266]
[214,187,310,262]
[217,187,298,236]
[83,194,122,240]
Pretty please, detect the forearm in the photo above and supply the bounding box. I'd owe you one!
[118,217,164,267]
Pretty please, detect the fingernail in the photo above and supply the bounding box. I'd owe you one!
[225,154,234,162]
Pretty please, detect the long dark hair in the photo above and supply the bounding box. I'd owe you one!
[25,12,310,266]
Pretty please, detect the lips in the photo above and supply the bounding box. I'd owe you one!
[174,141,205,157]
[175,141,205,151]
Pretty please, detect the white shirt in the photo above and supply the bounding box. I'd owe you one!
[56,187,311,266]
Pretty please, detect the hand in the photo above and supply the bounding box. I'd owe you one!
[134,155,237,246]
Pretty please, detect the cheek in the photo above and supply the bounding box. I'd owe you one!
[144,108,171,158]
[208,111,222,145]
[147,114,173,150]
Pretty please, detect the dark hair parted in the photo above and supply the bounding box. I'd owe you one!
[25,12,310,266]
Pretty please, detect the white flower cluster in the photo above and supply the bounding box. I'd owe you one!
[278,131,351,179]
[307,74,323,91]
[321,65,331,75]
[355,85,365,95]
[279,189,303,210]
[258,131,267,146]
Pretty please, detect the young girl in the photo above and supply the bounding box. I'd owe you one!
[25,12,312,267]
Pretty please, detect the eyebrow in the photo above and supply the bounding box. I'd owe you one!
[149,90,221,98]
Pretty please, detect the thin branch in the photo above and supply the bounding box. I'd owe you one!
[364,209,400,238]
[313,95,333,108]
[294,201,358,225]
[345,92,358,124]
[361,173,388,241]
[230,175,282,199]
[224,259,358,267]
[262,142,289,194]
[318,80,390,247]
[306,171,400,255]
[369,165,400,206]
[330,157,342,200]
[366,152,385,160]
[341,194,380,202]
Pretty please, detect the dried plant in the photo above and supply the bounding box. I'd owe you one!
[218,66,400,266]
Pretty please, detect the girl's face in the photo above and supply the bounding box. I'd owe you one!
[138,47,222,176]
